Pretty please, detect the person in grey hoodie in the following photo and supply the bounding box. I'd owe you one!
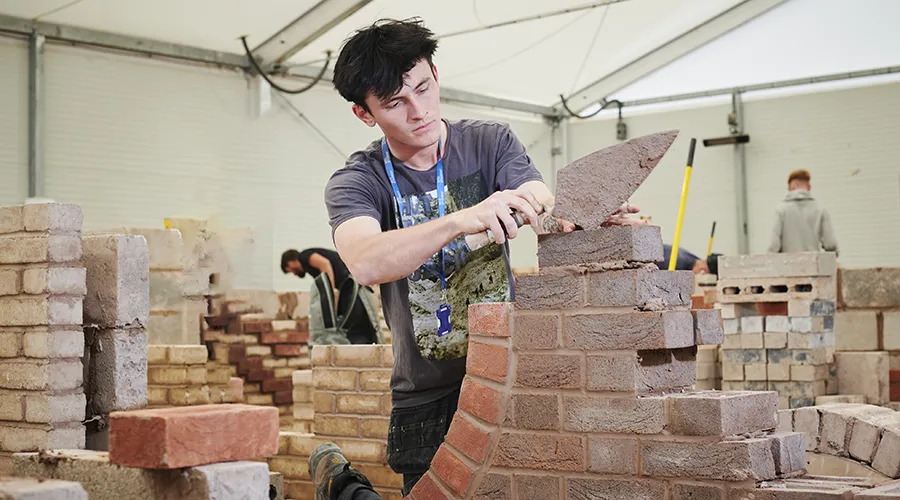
[768,169,839,255]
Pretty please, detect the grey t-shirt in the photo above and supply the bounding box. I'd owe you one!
[325,119,543,409]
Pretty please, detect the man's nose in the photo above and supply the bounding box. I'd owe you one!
[407,97,426,121]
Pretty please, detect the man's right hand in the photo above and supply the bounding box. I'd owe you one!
[453,190,540,245]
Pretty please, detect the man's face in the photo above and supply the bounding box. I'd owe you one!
[692,259,710,274]
[284,260,305,277]
[353,59,442,150]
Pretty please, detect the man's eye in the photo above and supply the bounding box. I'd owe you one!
[417,86,428,94]
[387,101,400,109]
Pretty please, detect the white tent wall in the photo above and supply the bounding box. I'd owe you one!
[568,79,900,268]
[0,38,27,206]
[0,41,552,291]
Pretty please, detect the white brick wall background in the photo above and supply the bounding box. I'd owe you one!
[1,39,898,291]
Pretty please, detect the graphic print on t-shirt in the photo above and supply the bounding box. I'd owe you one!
[396,171,510,361]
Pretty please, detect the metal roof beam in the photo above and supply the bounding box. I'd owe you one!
[554,0,789,114]
[252,0,372,71]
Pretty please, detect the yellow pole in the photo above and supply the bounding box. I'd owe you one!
[706,221,717,257]
[669,138,696,271]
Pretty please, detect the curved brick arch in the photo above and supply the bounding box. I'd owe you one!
[781,403,900,480]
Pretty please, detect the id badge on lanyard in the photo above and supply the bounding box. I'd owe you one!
[381,137,452,337]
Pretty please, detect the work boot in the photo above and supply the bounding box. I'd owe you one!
[309,442,375,500]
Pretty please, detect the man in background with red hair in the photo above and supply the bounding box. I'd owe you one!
[768,169,839,255]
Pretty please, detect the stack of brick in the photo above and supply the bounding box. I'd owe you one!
[146,345,210,408]
[103,227,206,346]
[691,273,718,309]
[12,404,279,500]
[270,345,398,499]
[205,311,310,426]
[292,369,314,433]
[717,252,838,409]
[397,223,807,500]
[834,267,900,403]
[0,203,87,470]
[81,232,150,451]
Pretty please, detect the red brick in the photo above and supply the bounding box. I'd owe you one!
[466,341,508,383]
[294,317,310,332]
[758,302,789,316]
[274,390,293,405]
[275,344,303,357]
[408,471,454,500]
[458,377,503,424]
[260,331,309,345]
[891,370,900,383]
[262,378,292,393]
[242,320,273,334]
[228,377,243,401]
[430,446,474,497]
[238,357,263,375]
[247,368,275,382]
[891,384,900,401]
[108,404,278,468]
[468,303,511,337]
[228,344,246,364]
[444,412,494,463]
[515,354,581,389]
[495,432,583,471]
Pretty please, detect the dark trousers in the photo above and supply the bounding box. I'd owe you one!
[387,386,462,496]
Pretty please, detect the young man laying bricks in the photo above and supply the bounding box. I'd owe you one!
[311,18,642,500]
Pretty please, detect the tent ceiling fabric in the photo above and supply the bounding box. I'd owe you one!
[2,0,900,109]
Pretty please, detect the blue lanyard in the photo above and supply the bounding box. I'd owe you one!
[382,137,447,290]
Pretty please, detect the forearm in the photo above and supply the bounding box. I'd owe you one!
[342,213,464,286]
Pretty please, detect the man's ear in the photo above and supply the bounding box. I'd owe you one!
[352,103,377,127]
[432,64,439,85]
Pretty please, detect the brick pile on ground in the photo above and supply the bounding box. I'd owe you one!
[102,227,207,346]
[0,475,88,499]
[399,224,811,499]
[270,344,399,500]
[717,252,839,409]
[205,303,311,427]
[0,203,88,471]
[146,345,210,408]
[12,404,279,499]
[834,267,900,404]
[695,344,722,390]
[81,232,150,450]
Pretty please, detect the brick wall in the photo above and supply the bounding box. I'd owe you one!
[835,267,900,402]
[269,344,400,500]
[292,369,313,434]
[0,203,87,465]
[402,225,811,499]
[147,345,211,407]
[717,252,838,409]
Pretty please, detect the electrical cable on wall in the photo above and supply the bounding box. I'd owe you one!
[240,36,331,95]
[559,95,622,120]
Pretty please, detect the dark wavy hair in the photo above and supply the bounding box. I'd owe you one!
[332,18,438,111]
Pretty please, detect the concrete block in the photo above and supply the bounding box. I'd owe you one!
[0,269,20,296]
[13,450,270,500]
[0,476,87,499]
[0,424,84,451]
[788,299,836,317]
[765,316,791,333]
[723,348,764,364]
[85,327,147,414]
[553,130,677,230]
[717,276,836,304]
[0,296,83,327]
[23,203,82,233]
[22,267,85,296]
[668,391,778,436]
[873,429,900,478]
[692,309,724,345]
[82,234,150,328]
[565,310,694,350]
[768,363,791,381]
[101,228,183,271]
[835,352,889,405]
[819,404,894,456]
[816,395,866,405]
[850,412,900,463]
[741,334,764,349]
[764,332,788,349]
[723,318,741,335]
[109,404,279,468]
[788,332,834,350]
[791,316,833,334]
[790,364,830,382]
[23,328,84,358]
[718,252,836,279]
[722,334,740,349]
[777,410,793,432]
[744,363,767,380]
[0,235,82,265]
[24,392,85,424]
[587,268,692,308]
[840,268,900,309]
[769,431,806,475]
[0,205,23,234]
[794,407,820,452]
[883,311,900,351]
[537,225,663,267]
[641,437,776,481]
[270,472,284,500]
[697,345,718,363]
[718,303,759,319]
